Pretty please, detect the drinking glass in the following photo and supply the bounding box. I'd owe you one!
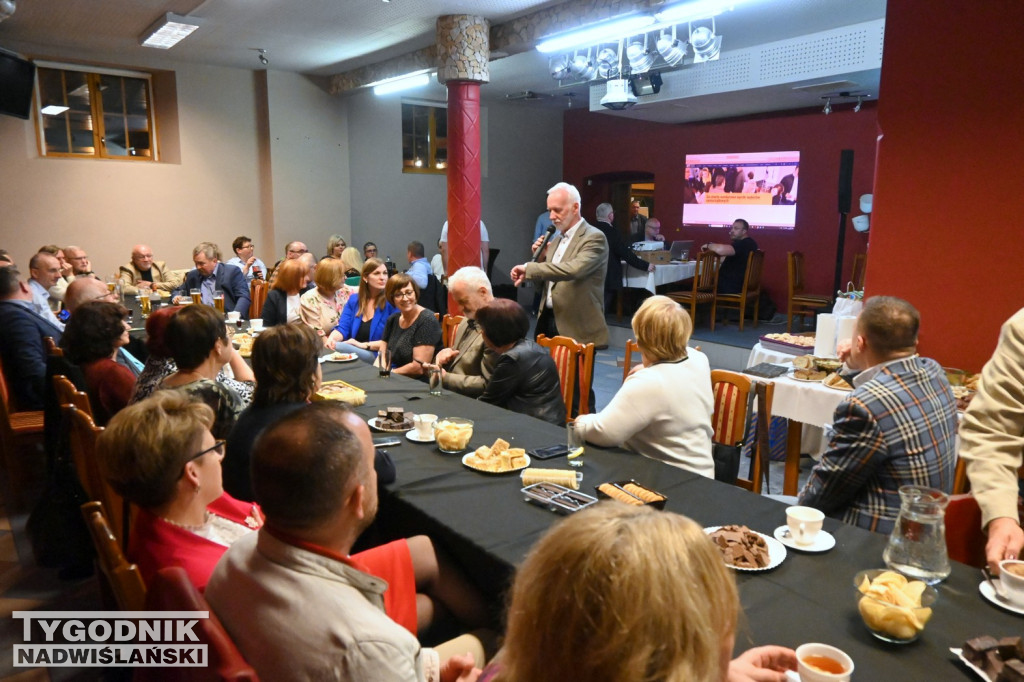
[567,421,584,468]
[138,292,152,318]
[213,290,225,314]
[428,365,442,396]
[190,288,202,306]
[378,348,392,379]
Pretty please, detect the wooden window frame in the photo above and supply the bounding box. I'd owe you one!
[402,101,447,175]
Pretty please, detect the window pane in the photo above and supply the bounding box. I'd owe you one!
[37,68,96,155]
[98,75,152,158]
[401,103,446,173]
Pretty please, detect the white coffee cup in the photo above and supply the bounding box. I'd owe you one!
[249,318,264,332]
[414,414,437,439]
[998,560,1024,607]
[786,505,825,546]
[227,311,241,323]
[795,643,853,682]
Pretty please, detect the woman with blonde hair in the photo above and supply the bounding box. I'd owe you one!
[300,257,350,344]
[483,504,796,682]
[327,257,396,363]
[326,234,346,259]
[574,295,715,476]
[262,258,306,327]
[340,246,363,278]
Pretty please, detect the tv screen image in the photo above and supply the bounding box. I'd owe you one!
[682,151,800,229]
[0,47,36,120]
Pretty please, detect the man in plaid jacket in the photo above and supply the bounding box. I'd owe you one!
[798,296,958,534]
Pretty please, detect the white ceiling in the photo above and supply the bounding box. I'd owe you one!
[0,0,886,124]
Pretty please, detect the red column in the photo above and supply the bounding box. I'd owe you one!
[445,81,482,315]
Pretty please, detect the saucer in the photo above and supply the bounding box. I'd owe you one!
[406,430,435,443]
[773,526,836,553]
[979,578,1024,615]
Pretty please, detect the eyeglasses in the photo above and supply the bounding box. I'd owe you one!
[365,248,378,254]
[394,289,417,300]
[188,439,226,463]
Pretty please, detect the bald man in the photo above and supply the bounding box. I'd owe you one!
[118,244,181,295]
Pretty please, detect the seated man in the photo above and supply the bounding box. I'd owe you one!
[629,215,665,246]
[266,240,307,287]
[0,267,64,410]
[797,296,958,533]
[701,218,758,293]
[27,251,65,330]
[63,245,99,280]
[118,244,181,295]
[225,235,266,283]
[406,241,431,290]
[434,267,498,398]
[172,242,251,318]
[207,402,488,681]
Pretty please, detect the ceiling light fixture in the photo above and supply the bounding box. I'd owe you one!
[549,55,571,80]
[822,97,832,115]
[595,47,620,80]
[140,12,203,49]
[655,0,735,24]
[256,48,268,66]
[371,72,430,96]
[600,78,638,110]
[656,26,687,66]
[0,0,15,23]
[568,50,596,81]
[536,15,654,53]
[689,18,722,63]
[626,35,656,74]
[40,105,69,116]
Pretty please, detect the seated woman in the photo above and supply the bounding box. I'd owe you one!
[131,305,253,405]
[340,246,364,278]
[262,258,306,327]
[325,234,346,260]
[161,304,253,438]
[99,391,262,591]
[480,504,796,682]
[61,300,135,425]
[574,295,715,477]
[300,257,350,345]
[223,324,396,500]
[375,273,441,379]
[475,299,565,425]
[327,258,396,363]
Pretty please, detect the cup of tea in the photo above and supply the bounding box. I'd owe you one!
[786,505,824,546]
[795,643,853,682]
[414,414,437,440]
[998,560,1024,607]
[226,311,241,324]
[249,318,264,333]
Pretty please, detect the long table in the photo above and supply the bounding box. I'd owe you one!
[321,360,1014,679]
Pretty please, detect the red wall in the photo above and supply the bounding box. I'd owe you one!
[867,0,1024,370]
[561,106,876,319]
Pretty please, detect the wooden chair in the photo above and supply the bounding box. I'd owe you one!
[786,251,832,332]
[44,335,63,357]
[622,339,641,383]
[536,334,595,419]
[442,314,465,349]
[66,404,129,547]
[711,370,774,493]
[666,250,719,327]
[851,253,867,291]
[712,250,765,331]
[53,374,92,416]
[248,279,269,319]
[945,494,986,568]
[137,567,259,682]
[81,501,146,611]
[0,356,45,506]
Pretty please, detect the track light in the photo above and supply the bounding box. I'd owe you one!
[822,97,832,115]
[536,15,655,53]
[371,72,430,95]
[596,47,620,79]
[853,95,863,112]
[689,18,721,63]
[256,49,268,66]
[656,26,687,66]
[568,51,596,81]
[549,55,571,80]
[0,0,15,22]
[626,35,656,74]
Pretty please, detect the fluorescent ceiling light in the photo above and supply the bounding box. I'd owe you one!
[655,0,733,24]
[372,73,430,95]
[536,15,654,53]
[140,12,202,49]
[40,105,69,116]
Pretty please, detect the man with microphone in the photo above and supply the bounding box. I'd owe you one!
[511,182,608,415]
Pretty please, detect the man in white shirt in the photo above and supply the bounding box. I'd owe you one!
[440,220,489,275]
[27,251,65,330]
[226,235,267,282]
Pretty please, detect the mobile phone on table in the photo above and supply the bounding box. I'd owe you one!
[528,444,571,460]
[373,436,402,448]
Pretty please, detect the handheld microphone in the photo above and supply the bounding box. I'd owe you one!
[531,225,557,262]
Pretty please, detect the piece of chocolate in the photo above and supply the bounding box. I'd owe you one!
[999,637,1024,662]
[965,636,1001,665]
[999,660,1024,682]
[987,650,1006,678]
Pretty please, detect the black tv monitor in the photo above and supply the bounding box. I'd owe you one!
[0,48,36,120]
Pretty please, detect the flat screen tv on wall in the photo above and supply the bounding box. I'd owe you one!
[682,151,800,229]
[0,47,36,120]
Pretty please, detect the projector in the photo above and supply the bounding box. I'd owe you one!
[600,78,637,110]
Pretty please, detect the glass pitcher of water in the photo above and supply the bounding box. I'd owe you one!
[882,485,951,585]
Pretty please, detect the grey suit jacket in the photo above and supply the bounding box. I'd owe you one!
[526,220,609,347]
[442,319,497,398]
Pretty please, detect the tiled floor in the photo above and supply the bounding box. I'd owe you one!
[0,316,812,678]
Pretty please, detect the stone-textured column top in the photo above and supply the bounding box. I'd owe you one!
[436,15,490,84]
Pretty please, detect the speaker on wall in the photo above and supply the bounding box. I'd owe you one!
[837,149,854,213]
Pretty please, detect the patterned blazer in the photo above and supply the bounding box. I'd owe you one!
[798,355,958,534]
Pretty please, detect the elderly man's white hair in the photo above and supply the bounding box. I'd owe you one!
[547,181,581,206]
[447,266,492,294]
[595,203,614,221]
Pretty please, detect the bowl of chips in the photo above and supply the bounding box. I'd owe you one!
[853,569,937,643]
[433,417,474,454]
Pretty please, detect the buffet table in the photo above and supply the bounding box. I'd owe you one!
[319,360,1016,680]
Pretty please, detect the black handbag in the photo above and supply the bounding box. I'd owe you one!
[713,381,770,491]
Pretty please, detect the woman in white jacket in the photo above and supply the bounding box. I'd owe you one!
[574,295,715,477]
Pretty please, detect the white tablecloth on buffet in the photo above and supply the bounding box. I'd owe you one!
[622,260,696,294]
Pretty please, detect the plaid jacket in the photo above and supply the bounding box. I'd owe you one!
[798,355,958,534]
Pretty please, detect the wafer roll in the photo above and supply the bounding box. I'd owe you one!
[521,468,579,490]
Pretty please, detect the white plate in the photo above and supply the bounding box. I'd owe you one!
[368,415,415,433]
[773,526,836,553]
[462,452,531,474]
[704,526,787,572]
[325,352,359,363]
[789,373,825,383]
[979,578,1024,615]
[406,430,435,443]
[822,376,854,391]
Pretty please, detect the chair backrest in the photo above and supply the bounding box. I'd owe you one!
[138,567,260,682]
[45,335,63,357]
[945,494,986,568]
[710,370,774,493]
[742,250,766,295]
[66,404,128,546]
[622,339,641,383]
[442,314,465,349]
[693,250,721,292]
[787,251,806,297]
[536,334,595,418]
[344,275,361,288]
[248,279,269,319]
[851,253,867,290]
[81,501,146,611]
[54,374,93,416]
